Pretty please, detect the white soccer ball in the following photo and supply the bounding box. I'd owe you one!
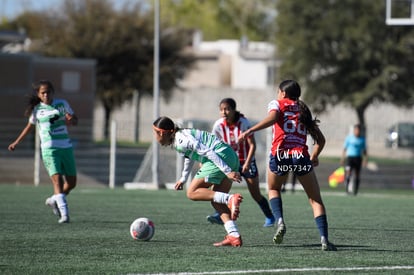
[130,217,155,241]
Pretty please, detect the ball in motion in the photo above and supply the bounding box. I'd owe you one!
[130,217,155,241]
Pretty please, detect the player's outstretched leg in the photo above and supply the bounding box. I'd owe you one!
[227,193,243,220]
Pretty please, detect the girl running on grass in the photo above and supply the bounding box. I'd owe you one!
[8,80,78,224]
[206,98,275,227]
[238,80,337,251]
[153,116,243,247]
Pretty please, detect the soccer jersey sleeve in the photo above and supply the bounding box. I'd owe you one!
[239,117,251,132]
[212,119,223,139]
[344,135,350,149]
[29,113,36,125]
[267,100,280,113]
[239,116,253,140]
[178,157,194,183]
[175,132,197,155]
[361,137,367,151]
[61,99,75,115]
[198,142,233,175]
[175,130,233,175]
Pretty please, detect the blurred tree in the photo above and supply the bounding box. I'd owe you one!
[161,0,278,41]
[3,0,194,139]
[0,11,48,37]
[275,0,414,128]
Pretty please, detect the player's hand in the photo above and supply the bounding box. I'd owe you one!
[311,156,319,167]
[174,181,184,190]
[237,132,247,144]
[241,163,249,174]
[8,143,17,151]
[227,171,241,183]
[65,114,78,126]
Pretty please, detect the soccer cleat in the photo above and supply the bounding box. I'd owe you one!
[263,216,276,227]
[213,235,242,247]
[206,212,224,225]
[45,197,61,217]
[321,237,337,251]
[273,223,286,244]
[227,193,243,220]
[58,215,70,224]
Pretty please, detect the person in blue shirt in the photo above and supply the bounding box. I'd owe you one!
[341,124,368,195]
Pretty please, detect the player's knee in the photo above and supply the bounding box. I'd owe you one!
[186,189,196,200]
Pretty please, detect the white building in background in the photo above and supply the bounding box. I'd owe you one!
[99,37,414,159]
[182,39,277,89]
[97,38,280,142]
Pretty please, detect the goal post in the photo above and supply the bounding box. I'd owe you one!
[386,0,414,25]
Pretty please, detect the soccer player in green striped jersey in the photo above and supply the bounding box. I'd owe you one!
[153,116,244,247]
[8,80,78,224]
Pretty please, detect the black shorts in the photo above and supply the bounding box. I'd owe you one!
[269,154,313,176]
[346,156,362,172]
[240,159,258,178]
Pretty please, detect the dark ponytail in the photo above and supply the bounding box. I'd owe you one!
[279,80,321,143]
[25,95,41,117]
[298,100,321,143]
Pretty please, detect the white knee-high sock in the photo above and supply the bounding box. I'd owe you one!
[213,192,230,204]
[54,193,69,217]
[224,220,240,237]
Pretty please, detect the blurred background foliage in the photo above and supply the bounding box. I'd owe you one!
[1,0,414,130]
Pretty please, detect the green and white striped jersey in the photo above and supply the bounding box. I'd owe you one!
[174,129,234,183]
[29,99,74,149]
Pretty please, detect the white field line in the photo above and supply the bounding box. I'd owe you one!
[127,265,414,275]
[321,191,414,199]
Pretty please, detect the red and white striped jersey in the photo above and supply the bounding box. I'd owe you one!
[268,98,309,157]
[212,115,253,163]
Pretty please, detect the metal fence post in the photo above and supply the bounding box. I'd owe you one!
[109,120,117,189]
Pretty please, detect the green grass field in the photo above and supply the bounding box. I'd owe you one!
[1,184,413,275]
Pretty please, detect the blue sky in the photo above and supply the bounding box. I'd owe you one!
[0,0,142,19]
[0,0,62,19]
